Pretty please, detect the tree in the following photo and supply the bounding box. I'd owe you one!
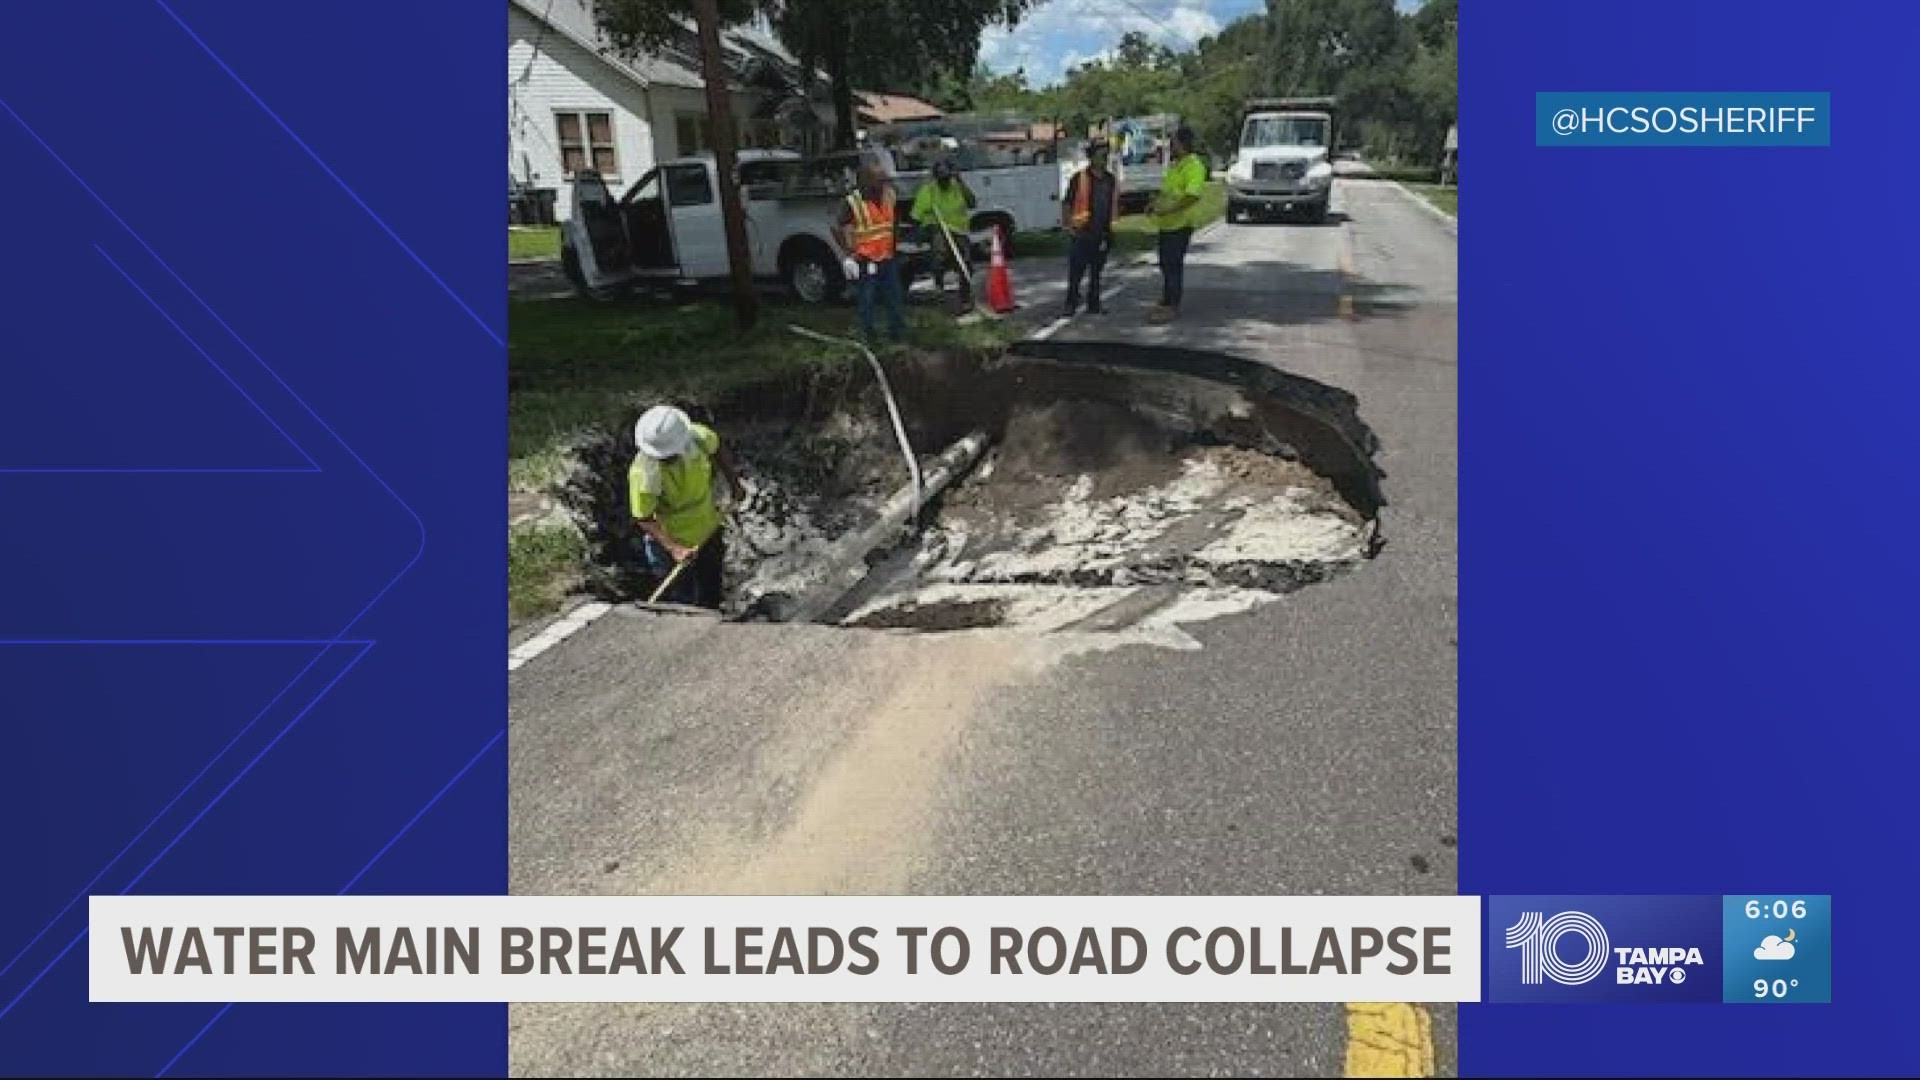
[1406,0,1456,150]
[1114,31,1174,72]
[950,1,1452,165]
[1261,0,1409,115]
[689,0,757,326]
[593,0,759,328]
[771,0,1041,150]
[1257,0,1461,163]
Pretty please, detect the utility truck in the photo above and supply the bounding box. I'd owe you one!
[1225,97,1337,224]
[863,114,1065,256]
[1081,114,1180,213]
[560,148,934,304]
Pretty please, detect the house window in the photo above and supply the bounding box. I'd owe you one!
[556,111,617,178]
[675,113,710,156]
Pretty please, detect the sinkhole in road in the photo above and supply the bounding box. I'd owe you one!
[563,342,1383,637]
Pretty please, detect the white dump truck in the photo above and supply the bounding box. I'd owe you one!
[560,148,935,304]
[1225,97,1337,224]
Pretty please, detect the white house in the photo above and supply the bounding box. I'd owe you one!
[508,0,834,221]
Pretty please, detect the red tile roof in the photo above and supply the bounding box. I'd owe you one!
[856,93,945,124]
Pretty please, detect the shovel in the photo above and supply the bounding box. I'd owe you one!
[933,216,998,321]
[647,537,707,604]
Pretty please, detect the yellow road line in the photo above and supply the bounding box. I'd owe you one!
[1343,1002,1435,1077]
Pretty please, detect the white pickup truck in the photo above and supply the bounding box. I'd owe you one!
[560,149,935,304]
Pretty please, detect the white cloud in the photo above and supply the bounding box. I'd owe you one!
[1754,935,1796,961]
[980,0,1249,86]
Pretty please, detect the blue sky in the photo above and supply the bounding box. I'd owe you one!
[979,0,1426,86]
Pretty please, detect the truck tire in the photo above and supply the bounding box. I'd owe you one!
[781,240,846,305]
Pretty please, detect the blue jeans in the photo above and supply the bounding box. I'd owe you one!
[854,258,907,342]
[1067,231,1110,308]
[641,530,726,608]
[1157,227,1193,307]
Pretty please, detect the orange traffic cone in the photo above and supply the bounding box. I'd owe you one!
[985,225,1015,314]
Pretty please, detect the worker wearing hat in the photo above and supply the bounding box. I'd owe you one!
[1061,138,1121,317]
[910,159,978,310]
[629,405,743,609]
[835,151,908,344]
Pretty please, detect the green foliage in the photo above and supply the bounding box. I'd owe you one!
[595,0,1039,150]
[591,0,761,50]
[945,0,1454,166]
[1261,0,1455,164]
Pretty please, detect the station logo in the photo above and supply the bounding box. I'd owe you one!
[1488,896,1721,1003]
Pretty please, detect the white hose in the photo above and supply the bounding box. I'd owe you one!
[787,324,924,514]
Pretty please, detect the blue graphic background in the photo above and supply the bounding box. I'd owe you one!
[1722,896,1832,1004]
[1487,896,1721,1004]
[1,0,1911,1075]
[1464,0,1910,1073]
[0,2,502,1076]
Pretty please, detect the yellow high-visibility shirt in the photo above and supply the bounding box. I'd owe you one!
[1154,153,1210,232]
[911,181,971,232]
[628,423,723,548]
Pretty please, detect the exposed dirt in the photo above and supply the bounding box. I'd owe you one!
[561,396,910,621]
[844,597,1011,631]
[556,344,1383,635]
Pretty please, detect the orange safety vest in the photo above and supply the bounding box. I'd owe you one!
[847,192,895,261]
[1068,169,1097,230]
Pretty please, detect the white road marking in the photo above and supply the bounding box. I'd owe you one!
[1386,179,1458,233]
[509,601,612,671]
[1031,316,1071,341]
[1029,283,1128,341]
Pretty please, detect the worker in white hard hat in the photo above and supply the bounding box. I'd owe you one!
[628,405,743,608]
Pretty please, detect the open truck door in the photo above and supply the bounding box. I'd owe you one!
[618,169,676,272]
[563,169,676,297]
[564,170,630,294]
[661,162,727,280]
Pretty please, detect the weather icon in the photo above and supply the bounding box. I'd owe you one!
[1755,928,1798,961]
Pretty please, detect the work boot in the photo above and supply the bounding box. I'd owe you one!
[1147,304,1176,324]
[1063,294,1080,318]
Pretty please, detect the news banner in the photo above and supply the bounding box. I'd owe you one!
[86,895,1829,1005]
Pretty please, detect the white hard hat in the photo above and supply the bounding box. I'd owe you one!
[634,405,694,459]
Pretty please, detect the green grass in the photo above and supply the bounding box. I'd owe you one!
[511,298,1010,464]
[1366,164,1445,184]
[1405,183,1458,217]
[508,523,587,623]
[510,226,561,261]
[1014,182,1227,260]
[507,294,1017,622]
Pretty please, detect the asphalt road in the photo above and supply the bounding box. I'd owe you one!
[508,178,1458,1077]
